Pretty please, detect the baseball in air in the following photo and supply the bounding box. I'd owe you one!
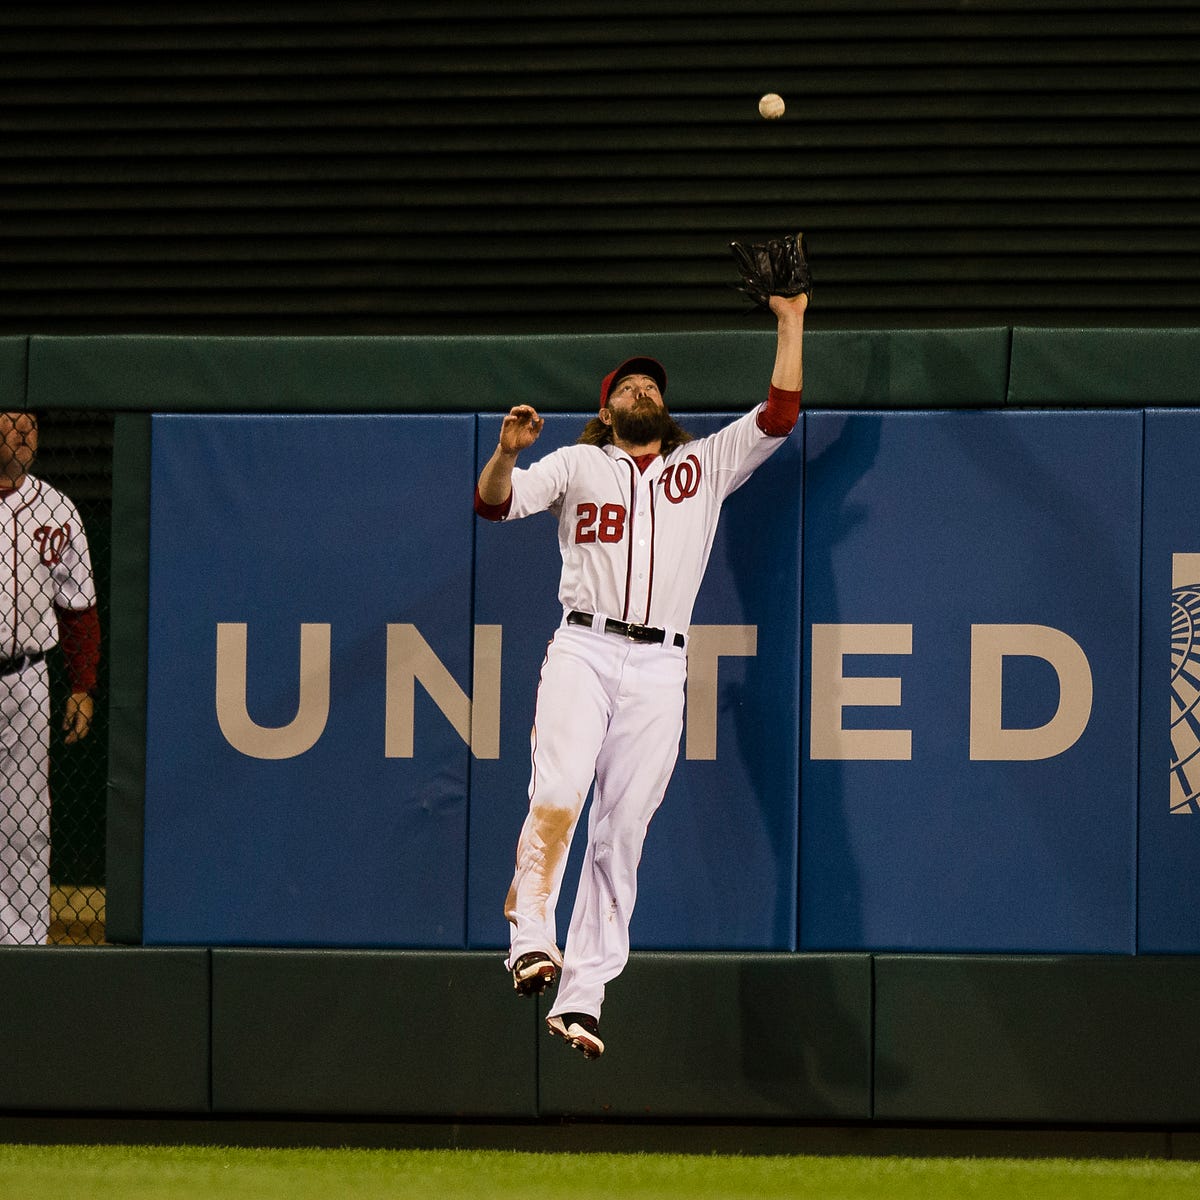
[758,92,785,120]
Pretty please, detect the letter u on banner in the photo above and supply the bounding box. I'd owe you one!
[215,622,331,759]
[969,623,1093,760]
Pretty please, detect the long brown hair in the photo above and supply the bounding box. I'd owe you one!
[576,414,693,456]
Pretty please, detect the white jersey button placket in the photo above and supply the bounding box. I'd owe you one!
[626,471,656,624]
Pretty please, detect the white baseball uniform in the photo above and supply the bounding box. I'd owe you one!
[0,473,97,945]
[486,395,796,1021]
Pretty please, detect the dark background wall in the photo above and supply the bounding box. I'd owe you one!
[2,1,1198,336]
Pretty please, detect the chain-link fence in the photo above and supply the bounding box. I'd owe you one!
[1,409,111,946]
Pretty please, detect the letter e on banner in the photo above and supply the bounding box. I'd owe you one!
[810,624,913,760]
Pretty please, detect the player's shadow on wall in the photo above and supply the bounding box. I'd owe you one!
[721,360,890,949]
[720,347,895,1105]
[791,407,882,945]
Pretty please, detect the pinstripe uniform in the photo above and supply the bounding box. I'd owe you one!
[1,474,96,944]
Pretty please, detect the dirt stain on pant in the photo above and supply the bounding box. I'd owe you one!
[505,799,578,923]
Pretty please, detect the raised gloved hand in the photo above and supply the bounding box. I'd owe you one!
[730,232,812,310]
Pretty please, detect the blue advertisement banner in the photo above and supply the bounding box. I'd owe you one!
[139,406,1157,954]
[1141,410,1200,951]
[800,411,1142,953]
[469,411,802,951]
[144,415,476,946]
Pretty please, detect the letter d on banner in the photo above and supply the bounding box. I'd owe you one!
[970,624,1093,760]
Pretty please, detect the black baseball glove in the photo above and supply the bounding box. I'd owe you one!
[729,232,812,309]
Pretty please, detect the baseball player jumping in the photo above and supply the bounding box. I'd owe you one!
[0,411,100,945]
[474,290,808,1059]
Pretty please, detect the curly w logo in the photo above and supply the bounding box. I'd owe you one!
[660,454,701,503]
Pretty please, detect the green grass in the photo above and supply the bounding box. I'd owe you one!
[0,1145,1198,1200]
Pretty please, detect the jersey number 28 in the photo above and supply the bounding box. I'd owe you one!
[575,502,626,544]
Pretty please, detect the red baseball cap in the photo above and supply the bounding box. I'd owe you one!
[599,356,667,409]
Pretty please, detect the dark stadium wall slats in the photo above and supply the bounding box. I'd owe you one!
[1,2,1198,334]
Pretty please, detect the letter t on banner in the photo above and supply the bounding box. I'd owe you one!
[685,625,758,760]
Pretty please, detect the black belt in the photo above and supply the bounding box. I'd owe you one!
[0,650,46,678]
[568,610,685,648]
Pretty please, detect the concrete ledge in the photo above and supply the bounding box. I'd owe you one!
[0,1115,1191,1159]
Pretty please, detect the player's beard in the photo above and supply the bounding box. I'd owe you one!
[609,399,671,447]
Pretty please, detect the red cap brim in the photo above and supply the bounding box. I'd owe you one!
[599,356,667,408]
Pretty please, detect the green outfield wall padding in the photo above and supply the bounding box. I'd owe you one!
[1008,328,1200,406]
[538,954,872,1120]
[104,412,151,944]
[27,328,1010,415]
[0,337,25,407]
[210,950,538,1118]
[804,327,1009,409]
[874,955,1200,1125]
[0,948,209,1113]
[1,950,1200,1122]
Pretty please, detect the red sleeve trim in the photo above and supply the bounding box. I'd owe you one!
[56,603,100,693]
[756,384,803,437]
[474,485,513,521]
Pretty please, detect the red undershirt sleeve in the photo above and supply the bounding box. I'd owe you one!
[56,603,100,693]
[474,485,513,521]
[756,384,803,437]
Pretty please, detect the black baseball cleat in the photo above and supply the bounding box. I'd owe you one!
[546,1012,604,1060]
[511,952,558,997]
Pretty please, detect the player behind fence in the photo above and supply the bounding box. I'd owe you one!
[0,412,100,945]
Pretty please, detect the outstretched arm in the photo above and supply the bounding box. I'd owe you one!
[756,292,808,437]
[768,291,807,394]
[476,404,544,507]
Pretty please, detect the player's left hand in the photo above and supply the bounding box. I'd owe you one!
[63,691,93,743]
[730,232,812,310]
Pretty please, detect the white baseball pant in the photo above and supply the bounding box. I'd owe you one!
[505,619,686,1020]
[0,658,51,945]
